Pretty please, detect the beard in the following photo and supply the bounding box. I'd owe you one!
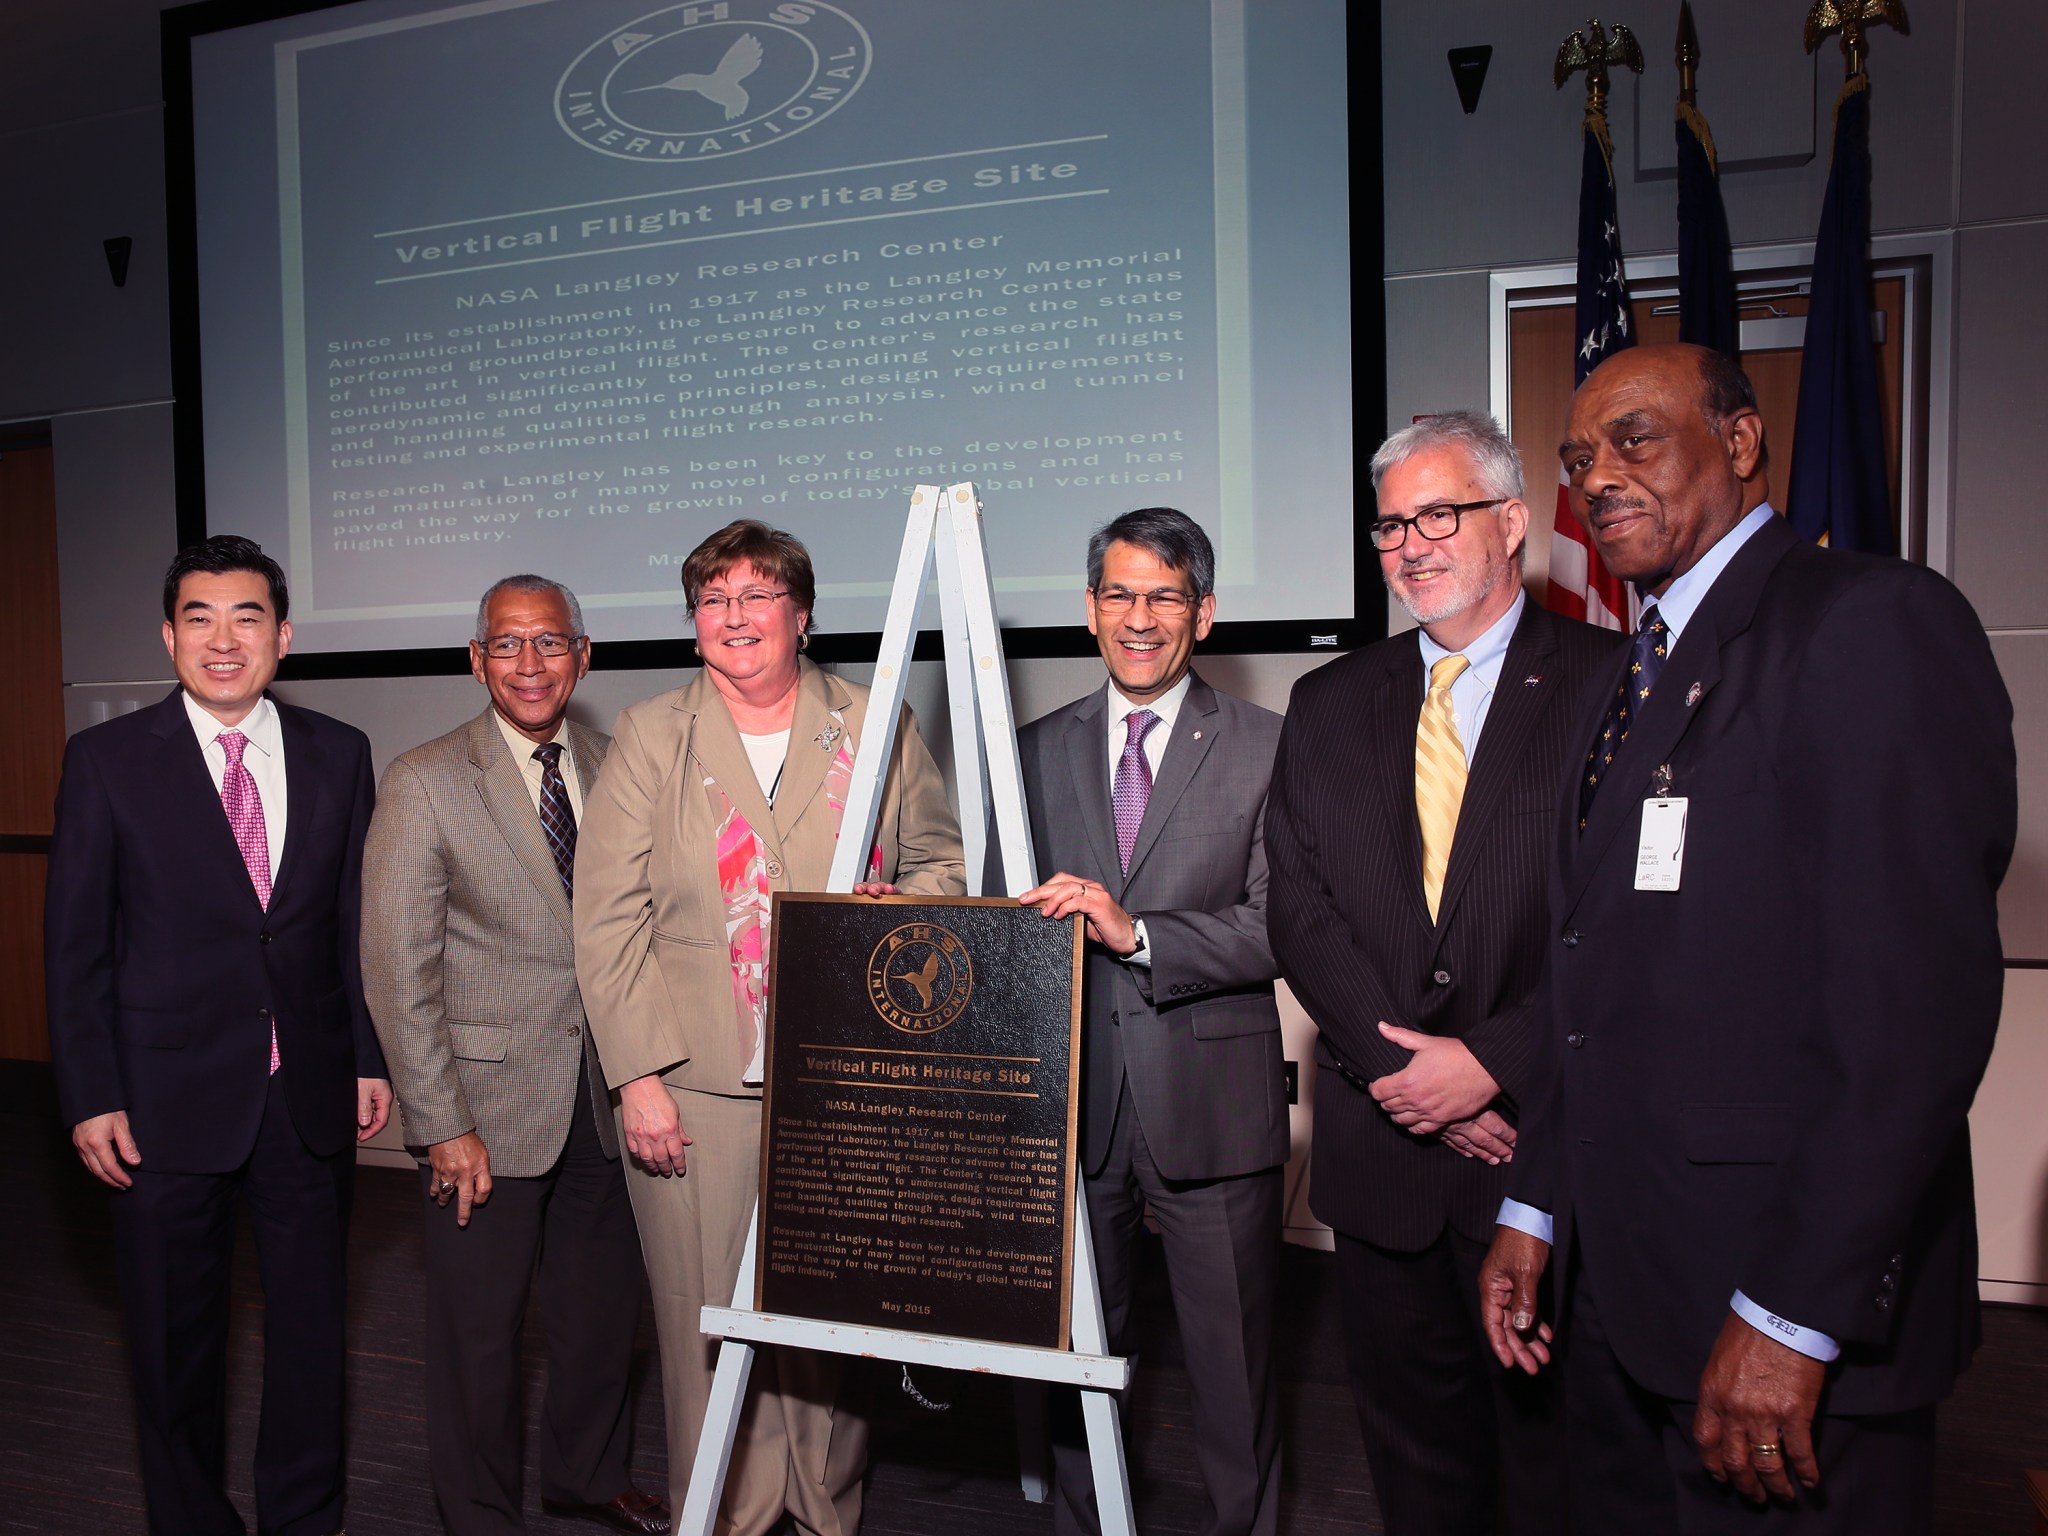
[1385,542,1507,628]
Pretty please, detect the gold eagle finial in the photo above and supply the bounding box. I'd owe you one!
[1804,0,1909,78]
[1555,19,1646,114]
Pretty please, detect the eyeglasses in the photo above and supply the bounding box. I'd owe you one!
[480,632,582,659]
[1091,586,1194,618]
[694,589,788,617]
[1368,499,1506,552]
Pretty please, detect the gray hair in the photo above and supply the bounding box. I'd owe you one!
[1085,507,1216,600]
[475,574,585,643]
[1369,409,1525,502]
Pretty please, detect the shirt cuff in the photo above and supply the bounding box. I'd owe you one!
[1729,1292,1841,1362]
[1495,1198,1554,1244]
[1123,917,1150,968]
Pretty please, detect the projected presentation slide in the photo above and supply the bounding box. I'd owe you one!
[183,0,1353,653]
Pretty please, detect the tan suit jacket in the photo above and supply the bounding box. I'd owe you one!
[575,659,965,1095]
[362,708,617,1176]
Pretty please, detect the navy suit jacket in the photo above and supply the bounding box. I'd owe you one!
[1513,515,2016,1412]
[46,689,385,1173]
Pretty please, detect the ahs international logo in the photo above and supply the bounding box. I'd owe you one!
[866,923,973,1035]
[556,1,872,164]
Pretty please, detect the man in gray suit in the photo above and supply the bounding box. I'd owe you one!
[1020,508,1288,1536]
[362,575,667,1536]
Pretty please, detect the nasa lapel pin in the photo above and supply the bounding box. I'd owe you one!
[1523,674,1542,687]
[1685,681,1703,707]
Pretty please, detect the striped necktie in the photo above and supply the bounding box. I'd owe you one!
[1579,604,1668,829]
[533,742,576,900]
[1415,654,1470,922]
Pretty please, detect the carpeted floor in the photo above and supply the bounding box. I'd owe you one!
[2,1076,2043,1533]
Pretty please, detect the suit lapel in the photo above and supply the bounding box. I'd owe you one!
[151,690,263,911]
[1369,643,1435,932]
[468,711,574,941]
[1061,688,1122,888]
[1123,675,1221,886]
[681,671,780,854]
[270,700,322,909]
[1434,606,1559,928]
[1565,515,1794,910]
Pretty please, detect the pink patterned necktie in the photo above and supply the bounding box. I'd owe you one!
[218,731,279,1075]
[1113,709,1160,873]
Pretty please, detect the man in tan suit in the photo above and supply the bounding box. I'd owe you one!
[363,575,667,1536]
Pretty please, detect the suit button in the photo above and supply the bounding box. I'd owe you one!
[1875,1294,1891,1311]
[1562,930,1581,948]
[1110,1011,1119,1027]
[1566,1031,1586,1049]
[257,1007,271,1020]
[258,932,273,945]
[766,861,783,877]
[1433,969,1451,986]
[1890,1253,1904,1268]
[568,1025,581,1038]
[1878,1272,1894,1290]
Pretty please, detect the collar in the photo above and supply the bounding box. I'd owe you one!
[492,707,571,764]
[1649,504,1776,644]
[183,692,281,758]
[1106,671,1193,734]
[1417,588,1525,685]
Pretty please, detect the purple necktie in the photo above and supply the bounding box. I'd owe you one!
[1113,709,1160,873]
[219,731,279,1075]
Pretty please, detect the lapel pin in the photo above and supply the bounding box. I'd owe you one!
[1190,730,1203,741]
[1523,674,1542,687]
[1685,682,1702,707]
[814,724,842,750]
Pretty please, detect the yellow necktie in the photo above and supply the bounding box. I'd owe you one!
[1416,654,1471,922]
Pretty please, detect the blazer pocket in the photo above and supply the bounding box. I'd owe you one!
[1682,1103,1794,1164]
[446,1021,510,1063]
[118,1007,190,1050]
[1157,813,1246,843]
[1187,995,1281,1040]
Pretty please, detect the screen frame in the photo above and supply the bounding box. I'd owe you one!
[163,0,1384,682]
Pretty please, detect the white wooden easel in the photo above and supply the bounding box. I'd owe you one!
[678,484,1137,1535]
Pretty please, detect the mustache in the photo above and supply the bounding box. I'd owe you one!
[1585,493,1646,525]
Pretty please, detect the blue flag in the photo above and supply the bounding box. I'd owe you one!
[1787,80,1892,553]
[1675,103,1738,359]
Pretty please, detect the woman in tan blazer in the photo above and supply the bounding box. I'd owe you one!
[574,519,964,1536]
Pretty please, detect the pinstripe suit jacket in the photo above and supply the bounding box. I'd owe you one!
[1020,674,1289,1183]
[361,708,618,1177]
[1267,601,1622,1248]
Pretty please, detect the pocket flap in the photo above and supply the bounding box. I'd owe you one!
[447,1021,510,1063]
[1682,1103,1793,1164]
[1187,996,1281,1040]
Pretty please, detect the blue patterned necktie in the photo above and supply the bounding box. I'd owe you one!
[1579,604,1668,829]
[1113,709,1160,873]
[533,742,576,899]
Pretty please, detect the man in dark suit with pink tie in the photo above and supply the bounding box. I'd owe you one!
[46,535,391,1536]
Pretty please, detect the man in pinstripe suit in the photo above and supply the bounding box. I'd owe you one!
[1267,414,1622,1535]
[362,576,667,1536]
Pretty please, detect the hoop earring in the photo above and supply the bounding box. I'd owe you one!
[797,627,810,653]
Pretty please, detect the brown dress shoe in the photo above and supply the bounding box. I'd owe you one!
[540,1487,672,1535]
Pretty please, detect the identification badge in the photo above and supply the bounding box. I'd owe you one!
[1635,795,1688,891]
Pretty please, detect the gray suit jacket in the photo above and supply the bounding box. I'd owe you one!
[1019,673,1287,1183]
[361,708,617,1177]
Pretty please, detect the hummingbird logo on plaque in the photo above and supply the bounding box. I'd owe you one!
[866,922,973,1033]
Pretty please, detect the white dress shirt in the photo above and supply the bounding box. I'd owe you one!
[184,692,286,876]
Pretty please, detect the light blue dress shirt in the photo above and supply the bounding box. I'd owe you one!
[1416,589,1525,764]
[1497,505,1839,1363]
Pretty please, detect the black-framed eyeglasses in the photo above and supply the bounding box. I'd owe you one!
[481,632,583,659]
[695,589,788,617]
[1369,498,1506,552]
[1090,586,1194,618]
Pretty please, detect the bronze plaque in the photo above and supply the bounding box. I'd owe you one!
[757,894,1083,1348]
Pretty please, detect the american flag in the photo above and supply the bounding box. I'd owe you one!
[1544,117,1637,631]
